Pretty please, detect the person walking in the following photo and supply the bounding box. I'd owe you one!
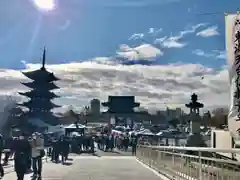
[59,136,70,164]
[131,134,137,156]
[12,133,31,180]
[31,132,44,179]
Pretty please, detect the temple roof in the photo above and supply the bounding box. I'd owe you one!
[19,91,59,99]
[22,47,59,82]
[102,102,140,108]
[21,82,59,90]
[102,96,140,114]
[18,100,60,109]
[22,70,59,82]
[102,96,140,108]
[22,111,60,126]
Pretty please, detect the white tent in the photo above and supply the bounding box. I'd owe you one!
[64,123,86,129]
[137,129,155,136]
[156,132,163,136]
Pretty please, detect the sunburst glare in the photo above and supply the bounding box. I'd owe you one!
[32,0,56,11]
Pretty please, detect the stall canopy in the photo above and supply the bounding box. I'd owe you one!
[137,129,155,136]
[64,123,86,129]
[64,123,86,136]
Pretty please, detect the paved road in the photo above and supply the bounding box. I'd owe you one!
[95,148,133,156]
[64,156,163,180]
[4,156,165,180]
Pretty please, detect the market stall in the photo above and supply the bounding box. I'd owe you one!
[64,123,86,136]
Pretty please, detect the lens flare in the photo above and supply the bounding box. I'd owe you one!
[33,0,55,11]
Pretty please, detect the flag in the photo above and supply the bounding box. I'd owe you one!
[226,13,240,137]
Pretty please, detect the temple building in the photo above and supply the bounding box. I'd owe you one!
[18,48,60,126]
[102,96,140,126]
[102,96,140,114]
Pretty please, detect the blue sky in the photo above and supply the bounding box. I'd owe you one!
[0,0,235,112]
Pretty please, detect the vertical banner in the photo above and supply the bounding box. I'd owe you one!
[110,116,116,125]
[226,13,240,137]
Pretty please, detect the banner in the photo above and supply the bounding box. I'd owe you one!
[226,13,240,137]
[110,116,116,125]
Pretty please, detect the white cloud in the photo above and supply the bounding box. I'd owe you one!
[59,20,71,30]
[128,33,144,40]
[196,26,219,37]
[0,59,229,113]
[155,23,206,48]
[193,49,226,60]
[162,37,187,48]
[148,28,162,35]
[117,44,163,60]
[192,49,213,58]
[213,50,226,59]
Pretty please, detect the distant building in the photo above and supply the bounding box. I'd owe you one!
[166,107,183,120]
[90,99,100,115]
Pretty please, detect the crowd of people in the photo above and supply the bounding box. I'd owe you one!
[0,128,140,180]
[0,132,44,180]
[95,132,138,155]
[0,132,74,180]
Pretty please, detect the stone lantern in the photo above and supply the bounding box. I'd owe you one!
[185,93,206,147]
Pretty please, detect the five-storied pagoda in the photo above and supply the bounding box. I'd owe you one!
[18,48,60,127]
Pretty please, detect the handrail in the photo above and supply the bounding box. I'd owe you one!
[138,145,240,153]
[136,145,240,180]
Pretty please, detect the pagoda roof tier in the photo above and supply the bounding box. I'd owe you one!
[22,69,59,82]
[19,91,59,99]
[22,112,60,126]
[22,47,59,82]
[17,100,60,109]
[21,82,59,90]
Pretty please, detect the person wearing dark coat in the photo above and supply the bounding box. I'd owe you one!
[12,134,31,180]
[59,136,69,164]
[51,138,57,162]
[131,134,137,156]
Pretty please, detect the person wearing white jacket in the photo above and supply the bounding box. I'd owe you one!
[31,132,44,179]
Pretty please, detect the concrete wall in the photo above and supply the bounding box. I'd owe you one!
[211,129,233,158]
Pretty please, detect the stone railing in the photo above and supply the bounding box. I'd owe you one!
[136,145,240,180]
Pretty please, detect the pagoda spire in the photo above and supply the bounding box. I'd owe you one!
[41,47,46,70]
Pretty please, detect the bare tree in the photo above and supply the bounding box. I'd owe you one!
[81,106,90,124]
[0,96,23,136]
[212,107,228,117]
[209,108,228,128]
[62,107,78,124]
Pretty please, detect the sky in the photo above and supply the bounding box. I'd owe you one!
[0,0,237,113]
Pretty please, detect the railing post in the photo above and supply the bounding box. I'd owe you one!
[172,147,175,165]
[198,150,202,180]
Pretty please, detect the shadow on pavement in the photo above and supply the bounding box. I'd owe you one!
[109,151,121,154]
[63,162,73,166]
[92,153,101,157]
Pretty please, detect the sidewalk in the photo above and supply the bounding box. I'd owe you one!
[3,157,74,180]
[2,154,50,177]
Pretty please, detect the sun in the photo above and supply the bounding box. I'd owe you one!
[33,0,56,11]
